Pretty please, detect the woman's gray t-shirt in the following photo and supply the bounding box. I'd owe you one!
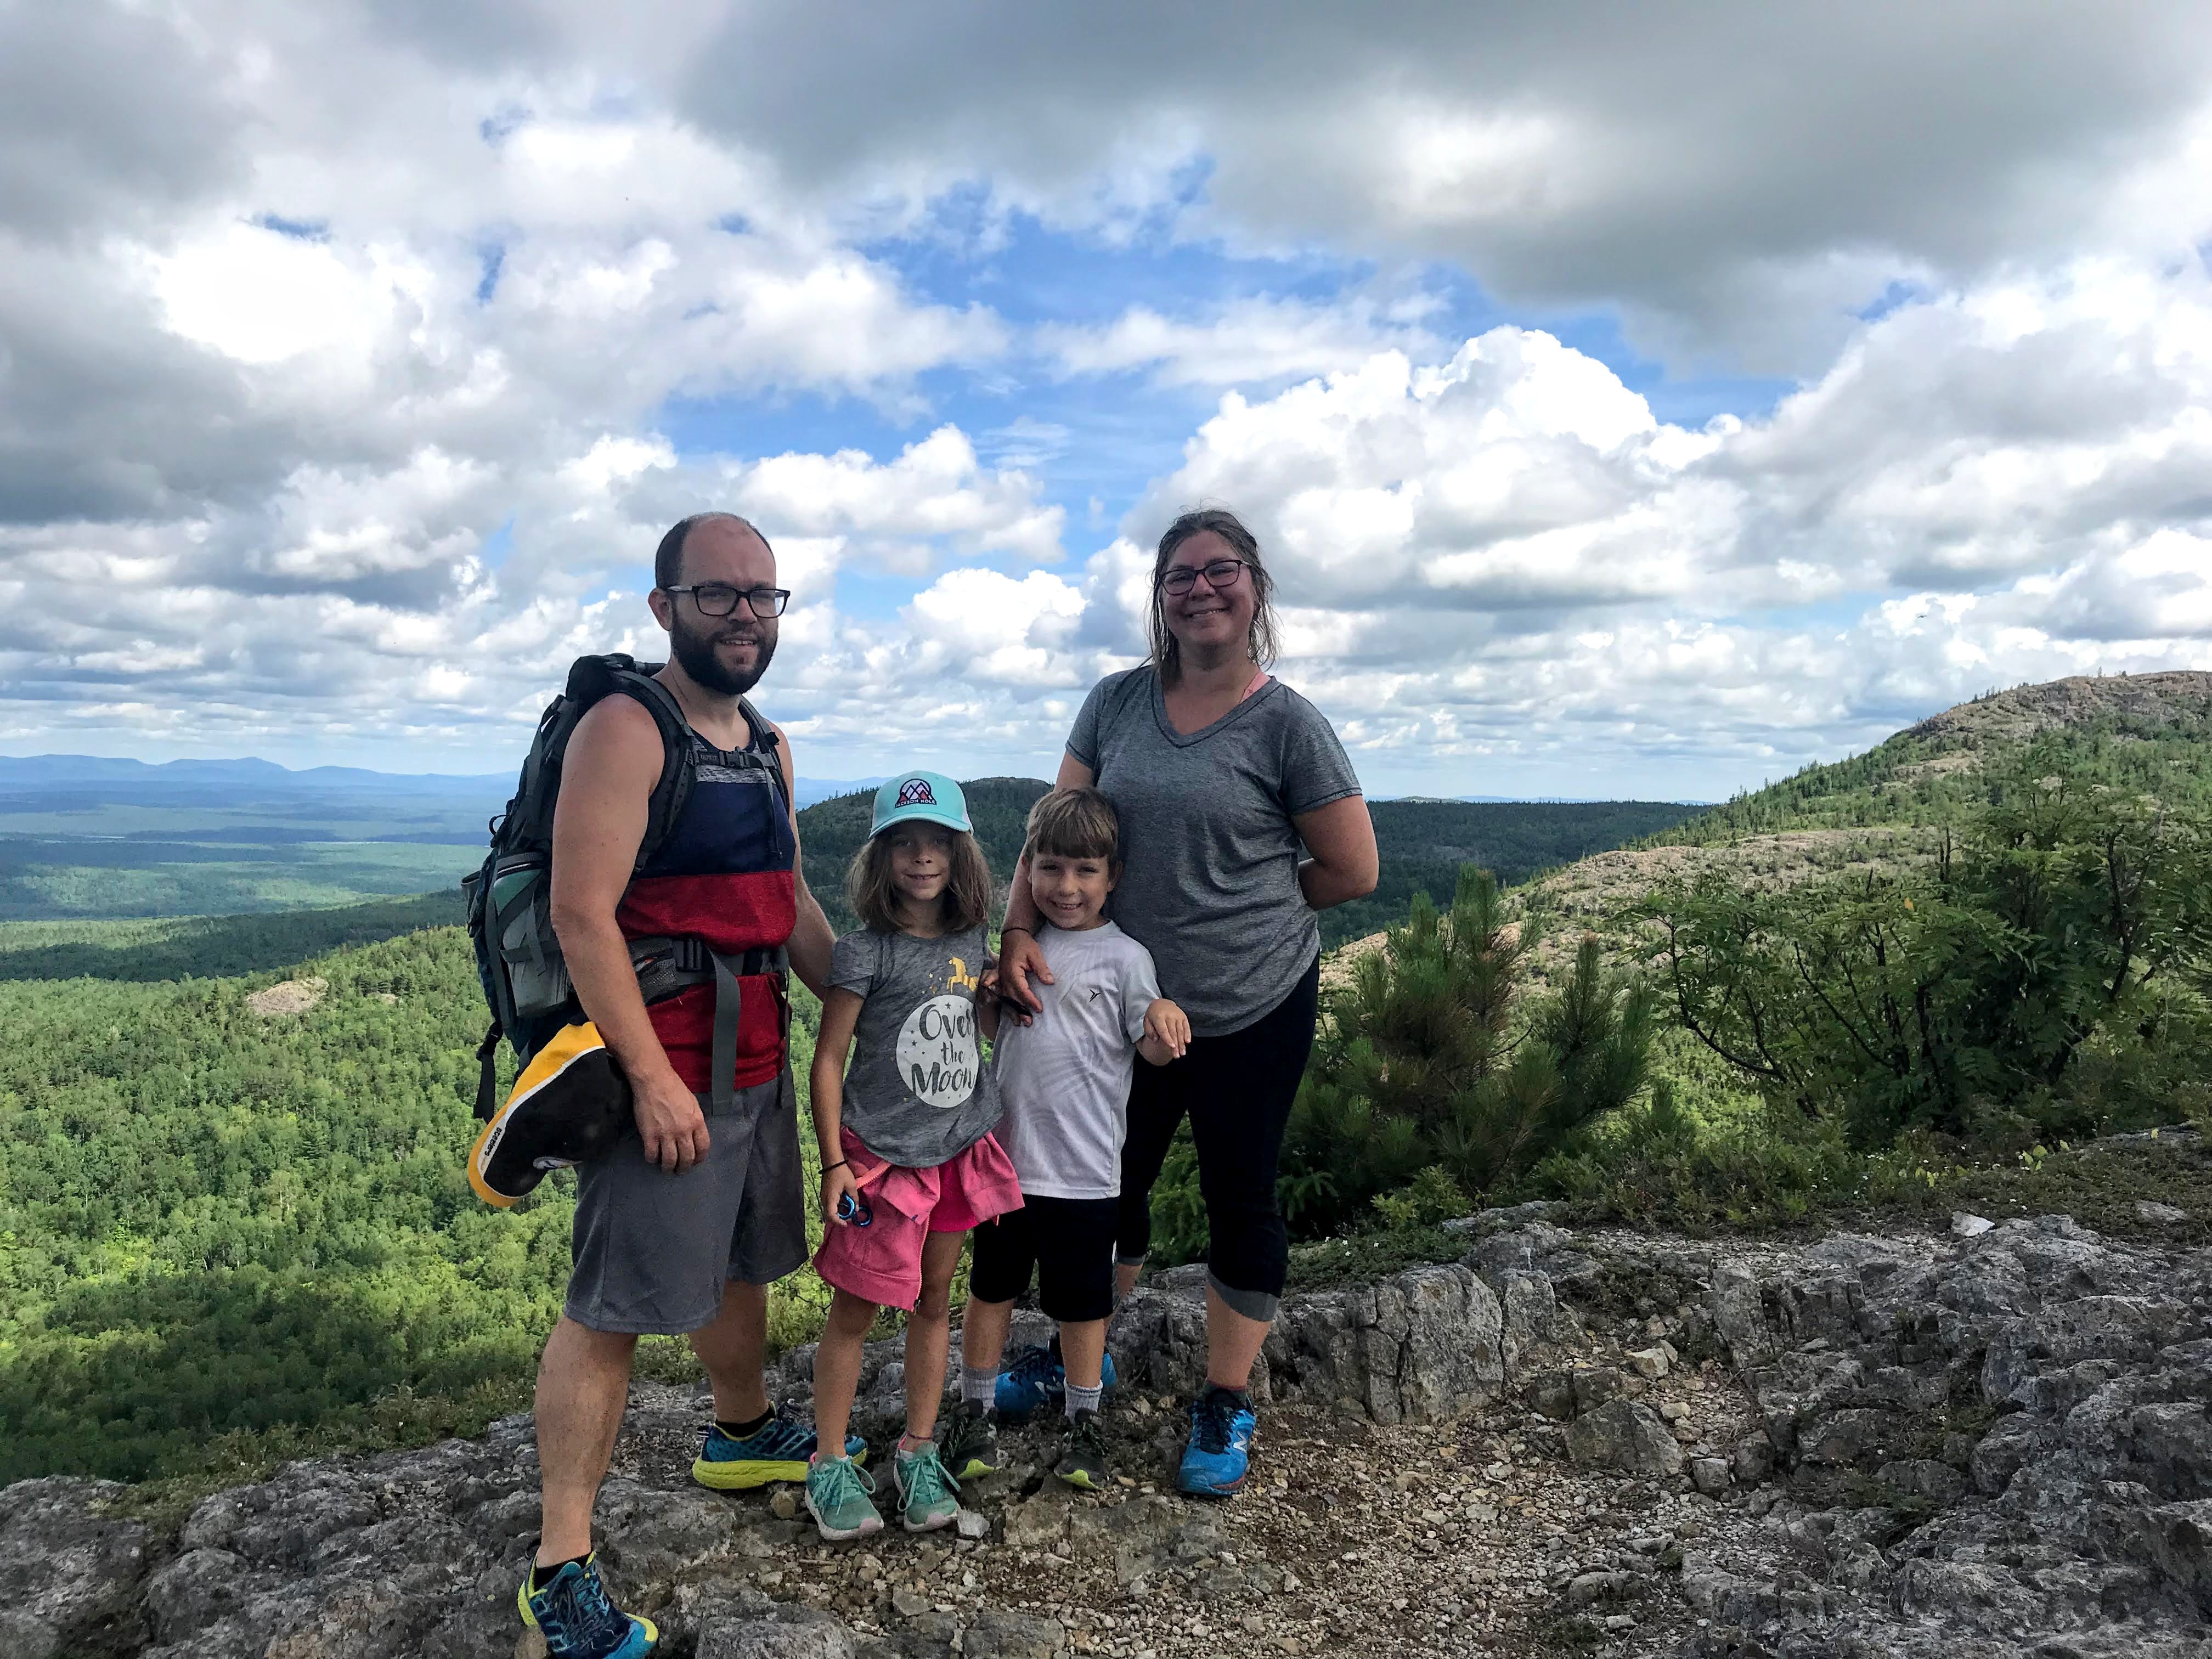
[827,923,1001,1169]
[1066,667,1362,1036]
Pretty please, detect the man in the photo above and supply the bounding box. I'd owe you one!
[521,513,843,1659]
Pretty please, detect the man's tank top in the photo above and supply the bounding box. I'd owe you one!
[614,717,797,1095]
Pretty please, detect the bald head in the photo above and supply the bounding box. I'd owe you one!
[653,512,772,591]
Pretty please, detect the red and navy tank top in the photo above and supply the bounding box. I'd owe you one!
[615,719,796,1094]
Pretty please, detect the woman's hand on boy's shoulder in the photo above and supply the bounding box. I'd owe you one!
[995,930,1053,1021]
[1138,997,1191,1064]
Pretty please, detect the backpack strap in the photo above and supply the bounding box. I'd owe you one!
[600,667,697,871]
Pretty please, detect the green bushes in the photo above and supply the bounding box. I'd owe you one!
[1634,771,2212,1149]
[1268,867,1655,1240]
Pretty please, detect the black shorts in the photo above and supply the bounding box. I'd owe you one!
[968,1195,1119,1323]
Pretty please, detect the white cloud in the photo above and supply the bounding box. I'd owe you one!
[1042,293,1444,387]
[2,3,2210,798]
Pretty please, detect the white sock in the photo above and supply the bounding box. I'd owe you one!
[962,1365,998,1408]
[1064,1380,1104,1419]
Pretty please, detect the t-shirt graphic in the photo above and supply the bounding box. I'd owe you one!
[828,924,1001,1170]
[898,982,981,1109]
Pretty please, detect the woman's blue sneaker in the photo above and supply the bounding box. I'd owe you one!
[692,1406,867,1490]
[1177,1385,1256,1497]
[518,1554,657,1658]
[994,1340,1119,1421]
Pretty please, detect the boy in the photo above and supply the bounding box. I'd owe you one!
[945,787,1189,1489]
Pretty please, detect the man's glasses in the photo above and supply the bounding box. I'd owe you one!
[662,584,791,618]
[1158,558,1249,597]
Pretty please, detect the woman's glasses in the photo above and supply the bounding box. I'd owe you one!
[1158,557,1249,597]
[662,583,791,618]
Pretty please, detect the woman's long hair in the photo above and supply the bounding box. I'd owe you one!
[846,827,994,934]
[1147,506,1280,685]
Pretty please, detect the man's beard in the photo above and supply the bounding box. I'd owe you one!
[669,616,776,696]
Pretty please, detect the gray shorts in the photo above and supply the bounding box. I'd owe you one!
[563,1068,808,1335]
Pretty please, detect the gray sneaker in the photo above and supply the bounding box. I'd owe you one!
[804,1455,883,1542]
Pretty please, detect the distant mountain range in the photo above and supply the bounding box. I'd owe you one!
[0,755,895,821]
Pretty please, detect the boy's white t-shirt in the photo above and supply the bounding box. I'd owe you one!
[991,920,1160,1199]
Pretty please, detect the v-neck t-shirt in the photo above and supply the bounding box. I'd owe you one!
[1066,665,1362,1036]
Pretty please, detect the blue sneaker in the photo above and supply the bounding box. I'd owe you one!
[995,1339,1119,1422]
[518,1555,657,1658]
[1177,1385,1256,1497]
[692,1406,867,1491]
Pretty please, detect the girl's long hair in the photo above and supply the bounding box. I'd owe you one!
[847,826,994,934]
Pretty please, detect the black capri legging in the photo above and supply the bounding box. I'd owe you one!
[1115,955,1320,1323]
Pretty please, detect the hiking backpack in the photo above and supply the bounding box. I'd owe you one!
[462,653,788,1121]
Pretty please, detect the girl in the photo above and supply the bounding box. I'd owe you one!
[805,770,1021,1540]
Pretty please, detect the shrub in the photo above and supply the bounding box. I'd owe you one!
[1633,766,2212,1149]
[1276,866,1655,1234]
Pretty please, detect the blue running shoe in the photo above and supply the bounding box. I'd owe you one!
[994,1338,1119,1422]
[518,1555,657,1658]
[692,1406,867,1491]
[1177,1385,1256,1498]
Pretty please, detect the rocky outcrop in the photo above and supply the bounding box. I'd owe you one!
[4,1208,2207,1658]
[1678,1214,2212,1657]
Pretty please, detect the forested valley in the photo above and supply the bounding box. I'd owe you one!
[5,678,2208,1494]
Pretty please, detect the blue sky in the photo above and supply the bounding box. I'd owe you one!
[2,2,2208,800]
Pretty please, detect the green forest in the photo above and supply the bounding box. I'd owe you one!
[5,682,2208,1492]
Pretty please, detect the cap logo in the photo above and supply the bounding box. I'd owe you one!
[896,778,936,806]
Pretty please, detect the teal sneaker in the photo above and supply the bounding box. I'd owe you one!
[805,1455,884,1542]
[939,1399,1000,1481]
[517,1555,657,1658]
[893,1440,960,1533]
[1053,1408,1108,1492]
[693,1406,867,1490]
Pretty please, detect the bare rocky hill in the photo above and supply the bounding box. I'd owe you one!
[9,1165,2210,1659]
[1903,670,2212,752]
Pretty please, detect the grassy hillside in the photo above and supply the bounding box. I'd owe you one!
[799,781,1694,948]
[1656,672,2212,845]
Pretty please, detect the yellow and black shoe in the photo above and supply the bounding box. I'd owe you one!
[940,1399,1000,1481]
[692,1406,867,1491]
[1053,1408,1108,1492]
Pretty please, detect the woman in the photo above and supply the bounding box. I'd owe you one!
[997,507,1378,1497]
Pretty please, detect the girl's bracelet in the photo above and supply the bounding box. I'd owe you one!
[1000,924,1035,938]
[822,1160,849,1173]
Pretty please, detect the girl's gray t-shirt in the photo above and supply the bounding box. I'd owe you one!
[827,923,1001,1169]
[1067,667,1362,1036]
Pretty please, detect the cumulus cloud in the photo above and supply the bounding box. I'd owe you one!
[3,3,2210,797]
[675,1,2212,369]
[1042,293,1445,388]
[1093,266,2212,791]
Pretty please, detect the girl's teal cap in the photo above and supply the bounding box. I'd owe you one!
[870,771,972,837]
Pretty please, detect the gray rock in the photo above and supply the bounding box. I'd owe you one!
[1951,1211,1995,1237]
[1527,1369,1576,1420]
[1255,1261,1507,1423]
[962,1609,1069,1657]
[1689,1457,1732,1496]
[1731,1434,1776,1485]
[1565,1398,1685,1477]
[1571,1366,1627,1414]
[0,1477,154,1659]
[2137,1199,2190,1226]
[1566,1568,1629,1607]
